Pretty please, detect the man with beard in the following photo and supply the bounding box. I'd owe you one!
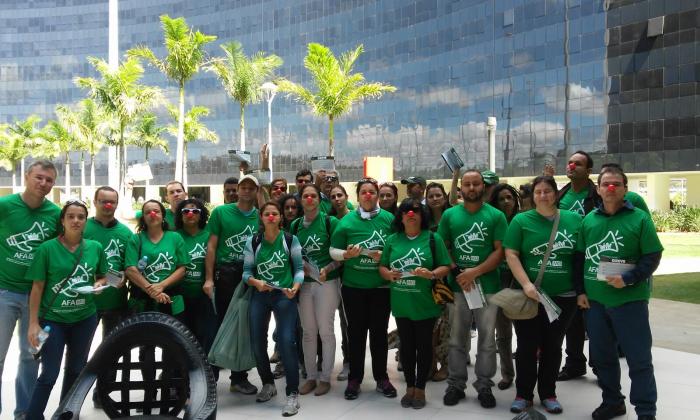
[439,170,507,409]
[223,177,239,204]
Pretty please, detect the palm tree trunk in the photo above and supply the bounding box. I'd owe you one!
[12,168,17,193]
[90,153,96,198]
[239,103,246,151]
[175,85,185,181]
[65,154,71,198]
[145,147,150,199]
[328,115,335,157]
[183,144,189,188]
[20,158,25,188]
[119,123,126,198]
[80,152,86,200]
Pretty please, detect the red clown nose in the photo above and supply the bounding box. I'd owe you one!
[148,210,158,218]
[363,192,372,197]
[103,202,113,210]
[407,210,415,217]
[306,197,313,204]
[185,212,194,218]
[607,185,617,192]
[568,163,576,171]
[267,215,275,223]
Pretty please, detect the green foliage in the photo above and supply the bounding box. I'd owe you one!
[653,206,700,232]
[166,105,218,146]
[129,113,169,161]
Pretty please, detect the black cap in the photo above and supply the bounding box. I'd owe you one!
[400,176,427,186]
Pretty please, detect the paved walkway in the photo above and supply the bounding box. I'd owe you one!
[655,257,698,275]
[2,299,700,420]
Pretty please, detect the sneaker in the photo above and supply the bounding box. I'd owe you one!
[282,392,300,417]
[255,383,277,403]
[314,381,331,396]
[400,387,415,408]
[541,397,563,414]
[344,379,361,400]
[556,367,586,381]
[230,379,258,395]
[299,380,317,395]
[375,379,397,398]
[591,402,626,420]
[336,363,349,381]
[443,386,465,406]
[510,397,533,413]
[497,379,513,390]
[270,350,280,364]
[477,388,496,408]
[273,363,285,379]
[411,388,426,409]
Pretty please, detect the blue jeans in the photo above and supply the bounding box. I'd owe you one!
[0,288,39,418]
[585,300,656,416]
[250,289,299,396]
[27,315,98,420]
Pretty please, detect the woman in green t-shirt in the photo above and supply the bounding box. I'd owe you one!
[242,201,305,416]
[328,185,351,219]
[175,198,215,354]
[279,194,303,232]
[292,184,342,397]
[503,176,582,415]
[379,198,451,409]
[26,200,108,420]
[124,200,190,319]
[329,177,396,400]
[378,182,398,215]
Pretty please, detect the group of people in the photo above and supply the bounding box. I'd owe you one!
[0,150,661,420]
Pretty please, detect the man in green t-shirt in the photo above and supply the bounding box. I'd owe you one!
[204,174,259,395]
[556,150,601,381]
[574,166,662,420]
[439,170,507,409]
[0,160,60,418]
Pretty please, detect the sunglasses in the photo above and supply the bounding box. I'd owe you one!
[181,208,202,215]
[402,207,422,214]
[65,199,87,207]
[272,185,286,191]
[324,176,339,182]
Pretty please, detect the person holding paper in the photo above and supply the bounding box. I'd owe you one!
[503,176,582,414]
[25,199,108,420]
[290,184,341,397]
[242,201,304,416]
[83,186,133,409]
[438,169,507,409]
[330,177,397,400]
[574,165,662,420]
[379,198,451,409]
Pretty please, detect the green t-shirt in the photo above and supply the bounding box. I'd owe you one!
[0,194,61,293]
[83,218,133,310]
[290,213,340,282]
[625,191,650,214]
[330,209,394,288]
[208,204,259,264]
[503,210,582,296]
[558,187,589,217]
[135,208,176,231]
[577,206,663,307]
[177,229,210,298]
[124,231,191,285]
[250,233,295,289]
[437,203,507,294]
[380,231,452,320]
[25,239,107,323]
[319,197,354,215]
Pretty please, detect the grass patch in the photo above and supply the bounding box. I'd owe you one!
[653,272,700,304]
[658,232,700,258]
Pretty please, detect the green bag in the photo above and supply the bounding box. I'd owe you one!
[208,281,255,371]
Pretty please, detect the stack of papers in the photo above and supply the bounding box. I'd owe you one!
[536,289,562,323]
[596,256,636,281]
[441,147,464,172]
[463,280,487,309]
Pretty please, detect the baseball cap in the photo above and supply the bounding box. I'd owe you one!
[238,174,260,188]
[400,176,427,186]
[481,170,499,186]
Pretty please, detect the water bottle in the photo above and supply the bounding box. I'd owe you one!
[29,325,51,355]
[137,255,148,273]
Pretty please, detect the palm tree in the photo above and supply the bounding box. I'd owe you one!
[38,113,79,198]
[128,14,216,182]
[75,56,162,196]
[277,43,396,156]
[167,105,218,186]
[207,41,282,151]
[5,115,42,187]
[129,112,168,197]
[0,125,31,191]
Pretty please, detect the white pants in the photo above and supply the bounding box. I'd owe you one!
[298,279,341,382]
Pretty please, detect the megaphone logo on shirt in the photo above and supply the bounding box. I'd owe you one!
[454,222,487,254]
[356,230,385,250]
[103,239,124,270]
[257,250,286,281]
[52,264,92,298]
[6,221,51,252]
[224,225,255,253]
[302,234,323,254]
[585,230,624,265]
[187,243,206,270]
[530,230,575,259]
[391,248,425,272]
[144,252,174,282]
[568,200,585,216]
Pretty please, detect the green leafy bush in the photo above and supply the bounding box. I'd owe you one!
[652,206,700,232]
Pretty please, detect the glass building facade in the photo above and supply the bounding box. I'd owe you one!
[1,0,698,186]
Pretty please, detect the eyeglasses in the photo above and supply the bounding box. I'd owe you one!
[324,176,338,182]
[272,185,286,191]
[65,199,87,207]
[380,182,395,188]
[181,208,202,215]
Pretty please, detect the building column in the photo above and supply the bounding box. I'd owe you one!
[685,174,700,207]
[645,173,670,212]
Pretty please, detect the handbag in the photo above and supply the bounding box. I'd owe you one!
[427,232,454,305]
[208,280,256,371]
[491,211,560,320]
